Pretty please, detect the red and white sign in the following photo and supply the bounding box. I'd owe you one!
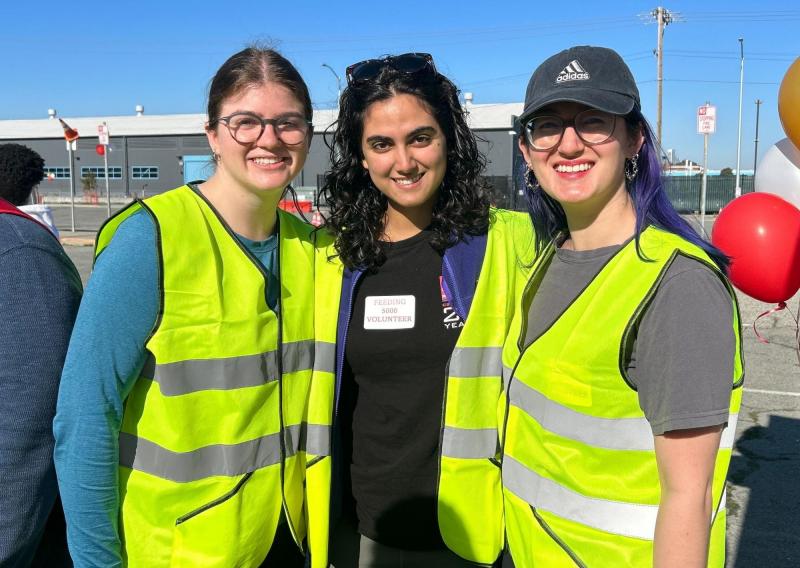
[97,123,110,145]
[697,105,717,135]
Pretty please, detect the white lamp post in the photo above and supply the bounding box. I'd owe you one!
[321,63,342,108]
[735,37,744,198]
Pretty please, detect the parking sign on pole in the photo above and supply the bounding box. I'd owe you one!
[98,123,111,216]
[697,104,716,233]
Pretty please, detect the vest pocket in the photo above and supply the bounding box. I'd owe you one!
[170,468,282,568]
[531,506,587,568]
[175,472,253,526]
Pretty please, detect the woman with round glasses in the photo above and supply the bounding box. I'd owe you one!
[305,53,531,567]
[501,46,742,567]
[54,46,315,567]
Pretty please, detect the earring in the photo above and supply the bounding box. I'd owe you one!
[625,153,639,181]
[525,166,540,191]
[212,150,220,163]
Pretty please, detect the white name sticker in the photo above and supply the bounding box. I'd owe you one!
[363,295,415,330]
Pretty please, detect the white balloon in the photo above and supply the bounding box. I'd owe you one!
[755,137,800,209]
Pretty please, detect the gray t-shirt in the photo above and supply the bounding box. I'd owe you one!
[523,242,735,435]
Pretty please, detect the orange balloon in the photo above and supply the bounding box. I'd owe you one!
[779,57,800,149]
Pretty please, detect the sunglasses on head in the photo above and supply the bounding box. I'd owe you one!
[346,52,436,83]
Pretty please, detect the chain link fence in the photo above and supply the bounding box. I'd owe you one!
[313,174,755,215]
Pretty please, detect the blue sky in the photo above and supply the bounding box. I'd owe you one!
[1,0,797,169]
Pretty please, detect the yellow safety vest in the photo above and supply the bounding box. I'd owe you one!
[305,209,533,567]
[95,185,315,567]
[501,227,744,568]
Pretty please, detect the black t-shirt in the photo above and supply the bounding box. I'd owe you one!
[341,229,463,549]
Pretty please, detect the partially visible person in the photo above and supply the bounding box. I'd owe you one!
[0,144,60,237]
[18,203,60,239]
[54,46,315,567]
[306,53,532,568]
[501,46,743,567]
[0,143,81,566]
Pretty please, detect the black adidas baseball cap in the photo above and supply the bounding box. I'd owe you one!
[519,46,640,124]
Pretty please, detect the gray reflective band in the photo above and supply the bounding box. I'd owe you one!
[284,423,302,457]
[503,455,659,540]
[441,426,498,459]
[282,340,315,374]
[153,352,277,396]
[510,380,655,451]
[313,341,336,374]
[448,346,502,378]
[719,414,738,450]
[304,423,332,456]
[510,378,738,451]
[150,341,315,396]
[283,422,331,457]
[119,431,281,483]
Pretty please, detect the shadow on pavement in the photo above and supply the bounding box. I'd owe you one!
[728,415,800,567]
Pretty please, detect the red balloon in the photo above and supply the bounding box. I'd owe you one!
[712,192,800,303]
[95,144,105,156]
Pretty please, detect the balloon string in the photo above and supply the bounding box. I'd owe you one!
[795,298,800,369]
[753,302,788,344]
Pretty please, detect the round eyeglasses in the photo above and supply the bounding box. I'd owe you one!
[523,109,618,151]
[214,112,312,145]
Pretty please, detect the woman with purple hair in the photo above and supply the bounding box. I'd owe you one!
[500,46,743,567]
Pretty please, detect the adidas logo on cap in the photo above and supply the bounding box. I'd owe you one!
[557,60,590,83]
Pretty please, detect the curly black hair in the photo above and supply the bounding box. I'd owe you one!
[0,143,45,205]
[319,63,491,271]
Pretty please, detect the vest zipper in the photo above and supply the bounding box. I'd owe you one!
[175,472,254,525]
[530,506,587,568]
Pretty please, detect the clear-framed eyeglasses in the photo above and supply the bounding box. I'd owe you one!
[214,112,313,145]
[523,109,618,151]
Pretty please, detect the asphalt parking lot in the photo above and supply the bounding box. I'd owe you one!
[54,203,799,567]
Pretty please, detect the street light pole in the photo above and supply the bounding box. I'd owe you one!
[734,37,744,198]
[321,63,342,108]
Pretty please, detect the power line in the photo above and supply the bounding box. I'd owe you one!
[637,79,779,85]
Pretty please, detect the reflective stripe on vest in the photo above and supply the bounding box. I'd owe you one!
[313,340,336,375]
[505,455,730,542]
[143,340,315,396]
[509,377,739,452]
[448,345,502,378]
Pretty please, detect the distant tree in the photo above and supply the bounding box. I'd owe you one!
[81,170,97,193]
[720,167,734,176]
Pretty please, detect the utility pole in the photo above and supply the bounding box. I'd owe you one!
[753,99,763,177]
[652,6,675,145]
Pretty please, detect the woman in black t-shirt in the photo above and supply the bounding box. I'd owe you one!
[311,54,531,568]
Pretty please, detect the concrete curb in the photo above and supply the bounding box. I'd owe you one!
[61,237,95,247]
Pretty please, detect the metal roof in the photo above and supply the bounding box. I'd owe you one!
[0,102,523,140]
